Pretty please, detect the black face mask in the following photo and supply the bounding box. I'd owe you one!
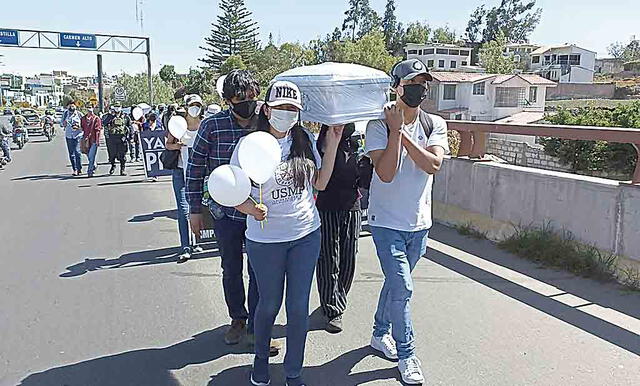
[231,100,257,119]
[69,107,76,112]
[400,84,427,108]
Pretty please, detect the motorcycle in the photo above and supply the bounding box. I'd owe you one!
[13,127,27,149]
[42,118,55,141]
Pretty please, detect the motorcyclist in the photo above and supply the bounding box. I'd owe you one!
[0,117,12,166]
[42,110,55,137]
[10,109,28,143]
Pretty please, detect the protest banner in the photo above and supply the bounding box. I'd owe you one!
[139,130,172,178]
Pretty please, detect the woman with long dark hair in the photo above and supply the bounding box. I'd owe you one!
[315,122,363,334]
[231,81,342,386]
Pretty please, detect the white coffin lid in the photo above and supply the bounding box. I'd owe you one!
[274,62,391,86]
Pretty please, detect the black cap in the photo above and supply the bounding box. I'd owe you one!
[392,59,433,84]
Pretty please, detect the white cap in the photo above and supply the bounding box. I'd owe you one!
[266,81,303,110]
[184,94,203,106]
[205,104,222,117]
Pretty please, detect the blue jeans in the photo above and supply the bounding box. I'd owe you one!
[65,137,82,172]
[213,216,258,332]
[87,143,98,175]
[171,168,191,251]
[370,226,429,360]
[247,229,321,380]
[0,138,10,161]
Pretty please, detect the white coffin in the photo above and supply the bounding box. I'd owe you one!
[274,62,391,125]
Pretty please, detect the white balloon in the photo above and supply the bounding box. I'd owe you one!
[216,75,226,98]
[132,107,144,120]
[208,165,252,207]
[168,116,188,140]
[238,131,282,184]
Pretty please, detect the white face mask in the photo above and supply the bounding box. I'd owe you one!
[269,109,298,133]
[188,106,201,118]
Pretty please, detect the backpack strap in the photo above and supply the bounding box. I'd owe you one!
[418,109,434,138]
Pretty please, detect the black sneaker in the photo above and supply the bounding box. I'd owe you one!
[286,377,307,386]
[177,248,191,264]
[109,165,116,175]
[325,315,343,334]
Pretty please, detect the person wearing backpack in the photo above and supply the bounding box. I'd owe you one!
[106,107,129,176]
[365,59,449,385]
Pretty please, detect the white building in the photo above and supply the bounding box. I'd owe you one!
[504,43,540,57]
[53,71,73,86]
[423,72,556,122]
[405,43,472,71]
[529,45,596,83]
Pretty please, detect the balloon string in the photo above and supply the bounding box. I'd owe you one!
[260,184,264,230]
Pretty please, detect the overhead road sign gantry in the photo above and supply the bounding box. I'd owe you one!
[0,28,153,106]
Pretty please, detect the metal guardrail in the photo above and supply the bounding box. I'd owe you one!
[446,121,640,184]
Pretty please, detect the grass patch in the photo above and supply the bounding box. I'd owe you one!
[455,222,488,240]
[496,223,639,291]
[619,266,640,291]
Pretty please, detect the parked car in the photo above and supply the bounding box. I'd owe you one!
[21,109,42,134]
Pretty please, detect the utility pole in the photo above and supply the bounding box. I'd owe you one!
[146,38,152,105]
[97,54,104,113]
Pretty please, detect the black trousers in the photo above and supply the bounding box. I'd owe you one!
[107,135,127,167]
[316,209,361,319]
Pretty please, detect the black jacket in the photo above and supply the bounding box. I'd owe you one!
[315,126,363,212]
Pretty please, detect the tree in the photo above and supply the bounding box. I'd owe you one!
[402,21,430,45]
[382,0,398,51]
[249,42,316,87]
[158,65,183,89]
[308,28,344,64]
[479,31,517,74]
[608,39,640,62]
[465,5,486,43]
[466,0,542,44]
[342,0,379,41]
[334,31,400,73]
[113,73,174,106]
[200,0,259,70]
[431,26,457,44]
[220,55,247,75]
[359,7,381,38]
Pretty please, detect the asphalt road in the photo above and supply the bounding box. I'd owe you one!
[1,131,639,386]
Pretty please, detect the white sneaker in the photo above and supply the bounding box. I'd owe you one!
[399,356,425,384]
[370,334,398,360]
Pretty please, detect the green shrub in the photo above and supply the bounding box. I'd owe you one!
[541,102,640,176]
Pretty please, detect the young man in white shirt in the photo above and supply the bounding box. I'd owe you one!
[365,59,449,384]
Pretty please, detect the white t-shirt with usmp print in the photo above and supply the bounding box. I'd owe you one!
[365,111,449,232]
[231,128,322,243]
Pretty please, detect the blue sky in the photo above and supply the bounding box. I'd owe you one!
[0,0,638,76]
